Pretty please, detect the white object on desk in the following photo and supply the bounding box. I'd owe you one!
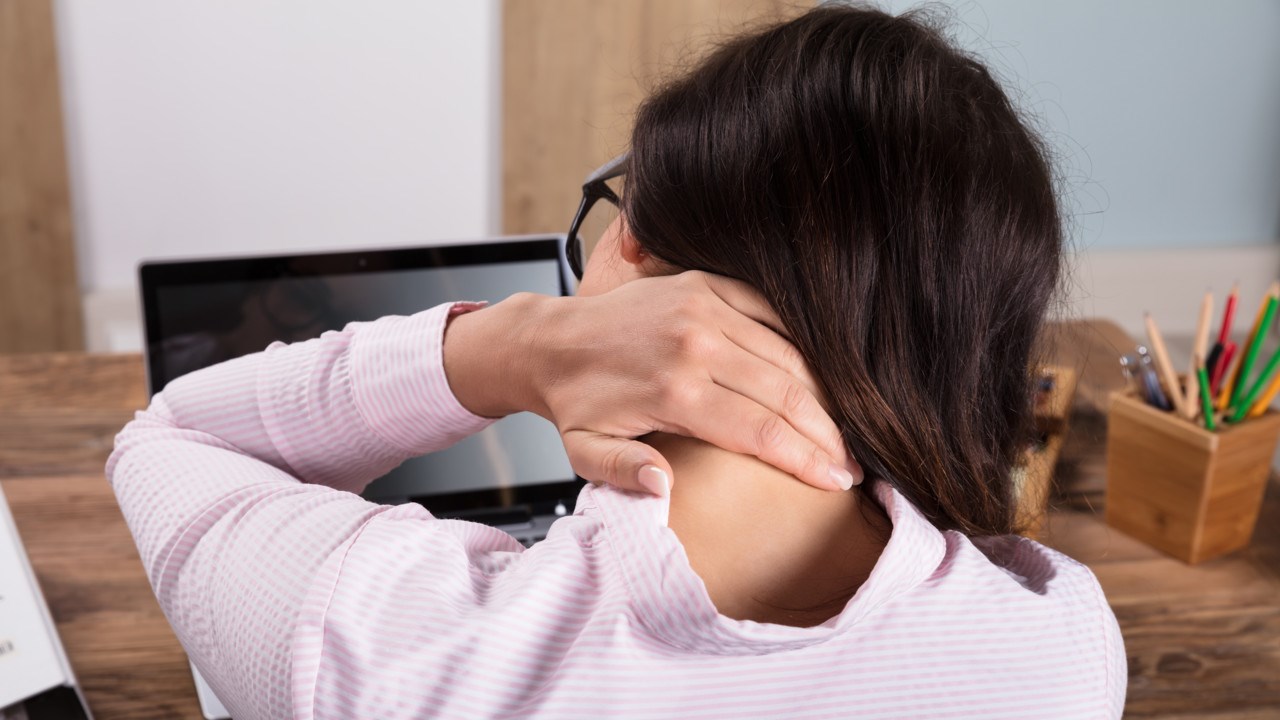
[0,485,92,718]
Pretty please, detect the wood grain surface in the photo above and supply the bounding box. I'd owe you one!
[501,0,805,240]
[1,322,1278,718]
[0,0,84,353]
[0,352,200,719]
[1042,321,1280,718]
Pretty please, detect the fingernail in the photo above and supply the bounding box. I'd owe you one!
[828,464,854,491]
[638,465,671,496]
[847,461,864,487]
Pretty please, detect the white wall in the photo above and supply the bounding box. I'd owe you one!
[59,1,1280,349]
[56,0,500,350]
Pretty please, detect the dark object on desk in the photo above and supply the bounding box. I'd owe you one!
[12,685,91,720]
[1012,366,1077,538]
[138,237,582,520]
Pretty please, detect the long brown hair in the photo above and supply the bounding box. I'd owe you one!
[623,5,1063,535]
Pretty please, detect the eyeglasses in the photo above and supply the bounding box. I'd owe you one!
[565,152,629,281]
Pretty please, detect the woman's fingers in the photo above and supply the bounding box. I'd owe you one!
[539,271,861,497]
[691,272,861,482]
[681,384,854,492]
[713,304,820,390]
[561,429,674,496]
[691,271,833,430]
[688,271,791,337]
[707,344,859,479]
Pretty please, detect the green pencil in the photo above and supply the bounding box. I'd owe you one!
[1198,364,1216,430]
[1230,294,1277,410]
[1231,344,1280,423]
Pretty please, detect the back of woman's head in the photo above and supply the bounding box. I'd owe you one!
[623,4,1063,535]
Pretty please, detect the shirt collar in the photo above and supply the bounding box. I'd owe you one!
[579,480,948,655]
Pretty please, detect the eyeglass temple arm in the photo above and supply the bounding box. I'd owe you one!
[583,151,630,186]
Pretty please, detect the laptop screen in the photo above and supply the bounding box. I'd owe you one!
[139,239,580,514]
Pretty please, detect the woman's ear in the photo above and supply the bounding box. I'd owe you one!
[618,225,648,267]
[612,217,677,278]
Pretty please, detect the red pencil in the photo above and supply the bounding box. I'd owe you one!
[1210,341,1236,395]
[1215,282,1238,346]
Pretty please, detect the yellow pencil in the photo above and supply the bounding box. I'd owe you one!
[1216,351,1242,412]
[1218,283,1278,411]
[1183,291,1213,420]
[1248,370,1280,418]
[1246,281,1280,418]
[1145,312,1188,417]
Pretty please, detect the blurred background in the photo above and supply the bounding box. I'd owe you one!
[3,0,1279,353]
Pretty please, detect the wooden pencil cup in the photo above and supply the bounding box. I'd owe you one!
[1105,391,1280,564]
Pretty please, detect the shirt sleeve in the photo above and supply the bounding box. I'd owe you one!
[105,301,501,719]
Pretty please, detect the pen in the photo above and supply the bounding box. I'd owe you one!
[1119,354,1139,393]
[1144,312,1187,416]
[1137,346,1171,411]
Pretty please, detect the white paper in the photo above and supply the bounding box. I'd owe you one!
[0,486,69,709]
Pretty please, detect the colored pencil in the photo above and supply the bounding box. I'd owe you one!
[1232,343,1280,422]
[1219,288,1273,409]
[1144,312,1187,416]
[1248,362,1280,418]
[1208,340,1228,386]
[1183,291,1213,420]
[1215,342,1239,411]
[1205,342,1224,379]
[1228,294,1277,410]
[1215,282,1238,346]
[1196,359,1215,430]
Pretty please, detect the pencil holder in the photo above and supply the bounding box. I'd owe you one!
[1105,391,1280,564]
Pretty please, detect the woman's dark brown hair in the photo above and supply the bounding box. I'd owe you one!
[623,4,1063,535]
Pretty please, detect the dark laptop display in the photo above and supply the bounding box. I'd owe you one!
[138,238,581,519]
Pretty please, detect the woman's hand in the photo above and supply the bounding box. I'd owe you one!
[443,271,860,495]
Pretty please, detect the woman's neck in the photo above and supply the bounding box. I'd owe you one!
[648,433,891,628]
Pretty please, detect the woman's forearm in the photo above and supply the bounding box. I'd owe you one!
[110,302,496,497]
[105,302,505,716]
[442,291,558,421]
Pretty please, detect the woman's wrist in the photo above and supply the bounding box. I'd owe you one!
[442,293,559,419]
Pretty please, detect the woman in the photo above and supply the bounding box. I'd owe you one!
[108,6,1125,718]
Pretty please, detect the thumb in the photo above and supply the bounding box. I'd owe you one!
[562,429,674,496]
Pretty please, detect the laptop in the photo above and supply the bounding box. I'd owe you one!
[138,236,582,719]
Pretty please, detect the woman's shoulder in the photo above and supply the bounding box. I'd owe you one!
[960,532,1101,598]
[876,479,1126,710]
[934,528,1118,632]
[874,481,1111,610]
[940,531,1126,690]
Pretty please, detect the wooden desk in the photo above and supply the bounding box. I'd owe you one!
[0,353,201,719]
[2,321,1278,719]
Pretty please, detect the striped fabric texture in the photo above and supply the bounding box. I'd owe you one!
[106,302,1126,719]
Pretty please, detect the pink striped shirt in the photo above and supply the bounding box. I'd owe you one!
[107,302,1126,719]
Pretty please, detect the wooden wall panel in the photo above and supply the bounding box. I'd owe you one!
[502,0,806,239]
[0,0,82,353]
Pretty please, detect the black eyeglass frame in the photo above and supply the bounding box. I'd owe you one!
[565,152,629,281]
